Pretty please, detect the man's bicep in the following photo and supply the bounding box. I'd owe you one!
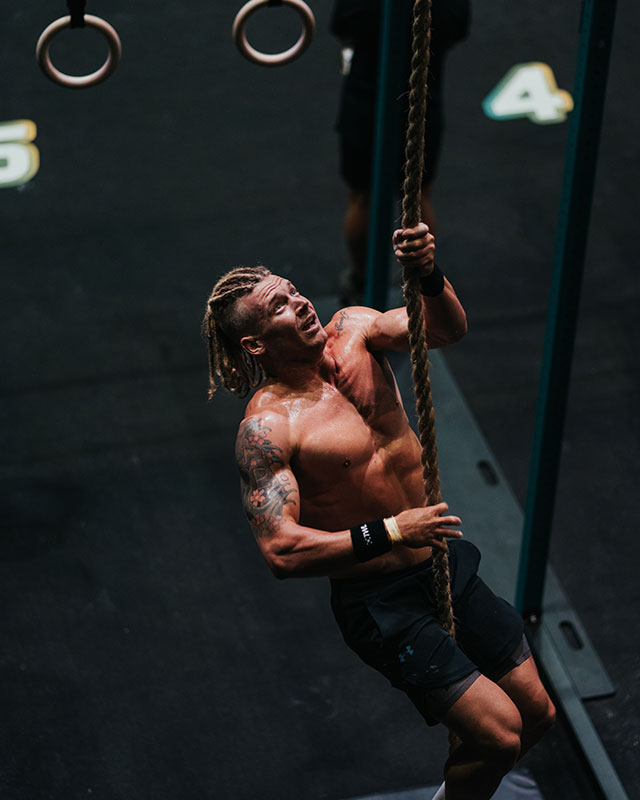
[366,308,410,352]
[235,416,300,538]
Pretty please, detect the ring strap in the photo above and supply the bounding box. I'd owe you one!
[67,0,86,28]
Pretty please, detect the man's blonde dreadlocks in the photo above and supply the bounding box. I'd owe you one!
[201,265,271,398]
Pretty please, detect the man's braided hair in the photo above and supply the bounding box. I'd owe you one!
[201,265,272,398]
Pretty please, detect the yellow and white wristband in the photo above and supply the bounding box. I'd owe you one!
[383,516,403,544]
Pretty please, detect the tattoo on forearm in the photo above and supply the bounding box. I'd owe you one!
[334,310,349,336]
[236,418,297,537]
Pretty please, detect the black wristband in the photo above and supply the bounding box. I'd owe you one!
[419,264,445,297]
[350,519,391,562]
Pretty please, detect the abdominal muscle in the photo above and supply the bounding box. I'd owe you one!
[295,420,433,579]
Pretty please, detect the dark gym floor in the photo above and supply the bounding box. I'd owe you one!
[1,2,638,799]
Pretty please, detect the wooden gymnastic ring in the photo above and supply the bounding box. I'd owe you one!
[36,14,122,89]
[232,0,315,67]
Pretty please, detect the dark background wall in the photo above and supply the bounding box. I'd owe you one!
[1,2,638,798]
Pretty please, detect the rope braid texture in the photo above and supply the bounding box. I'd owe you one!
[201,265,271,398]
[401,0,455,638]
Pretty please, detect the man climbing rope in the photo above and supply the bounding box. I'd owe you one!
[201,224,555,799]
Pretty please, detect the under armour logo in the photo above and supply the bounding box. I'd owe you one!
[398,645,415,663]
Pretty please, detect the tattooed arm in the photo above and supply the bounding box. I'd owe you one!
[331,301,465,356]
[235,412,358,579]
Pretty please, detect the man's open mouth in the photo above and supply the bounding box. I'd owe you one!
[301,314,317,331]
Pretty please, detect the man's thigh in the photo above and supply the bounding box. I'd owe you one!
[497,652,553,722]
[453,573,525,680]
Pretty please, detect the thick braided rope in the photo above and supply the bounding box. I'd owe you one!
[400,0,455,638]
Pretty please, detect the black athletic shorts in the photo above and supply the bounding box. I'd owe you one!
[333,0,470,191]
[330,539,526,725]
[337,78,444,191]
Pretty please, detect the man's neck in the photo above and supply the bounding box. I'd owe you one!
[263,349,335,391]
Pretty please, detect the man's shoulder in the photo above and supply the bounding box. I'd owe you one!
[236,402,293,468]
[238,391,292,446]
[242,390,287,425]
[327,305,381,343]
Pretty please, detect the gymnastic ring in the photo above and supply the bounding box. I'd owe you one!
[36,15,122,89]
[232,0,315,67]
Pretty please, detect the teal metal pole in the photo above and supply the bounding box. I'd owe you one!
[363,0,409,310]
[516,0,618,618]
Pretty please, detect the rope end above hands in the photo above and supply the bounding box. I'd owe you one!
[400,0,432,229]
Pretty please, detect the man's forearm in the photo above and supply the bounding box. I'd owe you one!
[259,522,359,579]
[259,515,402,579]
[422,278,468,347]
[258,504,464,578]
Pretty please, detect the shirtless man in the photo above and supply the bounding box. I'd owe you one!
[202,224,555,799]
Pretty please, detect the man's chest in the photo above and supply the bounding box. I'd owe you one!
[328,337,402,417]
[291,351,409,481]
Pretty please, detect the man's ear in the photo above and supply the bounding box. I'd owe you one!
[240,335,265,357]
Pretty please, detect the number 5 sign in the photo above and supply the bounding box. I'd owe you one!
[0,120,40,188]
[483,63,573,124]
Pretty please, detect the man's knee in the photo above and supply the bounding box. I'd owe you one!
[480,707,522,769]
[443,677,523,769]
[525,693,556,736]
[445,724,521,777]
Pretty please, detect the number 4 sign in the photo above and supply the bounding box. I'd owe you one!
[483,63,573,124]
[0,120,40,188]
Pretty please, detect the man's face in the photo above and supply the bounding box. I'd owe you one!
[239,275,327,359]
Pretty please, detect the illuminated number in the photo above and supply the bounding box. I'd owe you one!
[483,63,573,125]
[0,120,40,188]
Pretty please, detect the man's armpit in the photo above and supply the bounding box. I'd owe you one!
[236,418,298,537]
